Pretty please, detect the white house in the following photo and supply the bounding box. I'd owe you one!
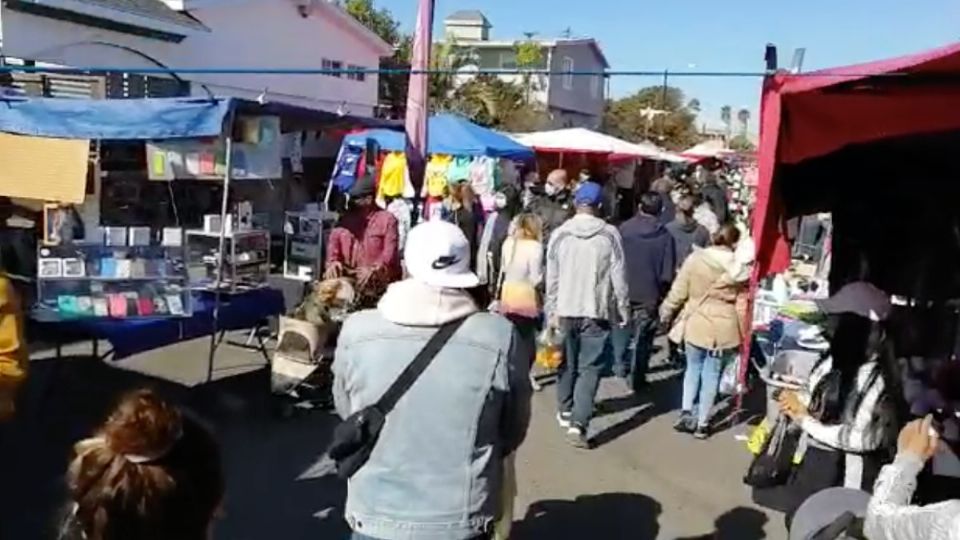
[444,10,608,129]
[0,0,394,116]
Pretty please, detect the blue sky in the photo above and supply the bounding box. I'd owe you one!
[376,0,960,132]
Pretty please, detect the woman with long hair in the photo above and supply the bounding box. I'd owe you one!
[60,389,224,540]
[660,223,749,440]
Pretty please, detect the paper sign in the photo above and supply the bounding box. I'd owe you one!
[199,152,215,175]
[152,151,167,176]
[185,153,200,175]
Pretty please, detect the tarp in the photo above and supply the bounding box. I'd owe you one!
[753,41,960,278]
[511,127,683,161]
[0,97,234,140]
[343,113,533,159]
[681,139,734,160]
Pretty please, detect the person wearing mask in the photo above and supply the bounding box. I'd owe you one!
[660,224,749,440]
[776,282,901,528]
[326,174,400,306]
[614,192,676,393]
[692,189,720,235]
[700,171,730,225]
[650,174,677,225]
[333,221,532,540]
[545,182,630,449]
[58,388,225,540]
[527,169,575,245]
[477,184,522,292]
[444,183,484,272]
[667,193,712,267]
[864,414,960,540]
[0,265,26,423]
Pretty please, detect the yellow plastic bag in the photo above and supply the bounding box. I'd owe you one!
[535,326,563,370]
[746,419,772,455]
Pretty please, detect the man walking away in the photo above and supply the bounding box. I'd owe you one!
[650,174,677,225]
[546,182,630,449]
[700,171,729,225]
[334,221,532,540]
[615,192,676,393]
[667,194,711,268]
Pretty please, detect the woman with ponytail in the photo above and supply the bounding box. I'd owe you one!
[60,389,224,540]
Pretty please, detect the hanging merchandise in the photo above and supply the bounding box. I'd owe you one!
[448,156,473,184]
[377,152,408,200]
[332,144,364,192]
[424,154,454,198]
[469,156,499,198]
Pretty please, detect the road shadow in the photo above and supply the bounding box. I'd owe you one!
[512,492,662,539]
[0,353,347,540]
[590,372,682,448]
[675,506,769,540]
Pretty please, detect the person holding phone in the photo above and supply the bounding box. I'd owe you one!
[864,415,960,540]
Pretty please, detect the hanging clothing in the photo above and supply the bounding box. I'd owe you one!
[424,155,454,198]
[332,144,364,192]
[469,156,498,198]
[448,156,473,184]
[377,152,408,200]
[386,198,413,252]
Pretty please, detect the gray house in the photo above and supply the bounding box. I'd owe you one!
[444,10,608,129]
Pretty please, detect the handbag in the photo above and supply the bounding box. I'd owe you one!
[327,317,467,479]
[743,414,802,488]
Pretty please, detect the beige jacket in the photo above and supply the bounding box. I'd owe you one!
[660,246,749,351]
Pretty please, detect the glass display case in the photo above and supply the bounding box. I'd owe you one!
[35,238,191,321]
[283,211,323,282]
[186,229,270,293]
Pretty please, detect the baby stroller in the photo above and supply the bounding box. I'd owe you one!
[271,278,355,418]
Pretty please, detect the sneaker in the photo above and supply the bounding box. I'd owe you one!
[556,411,572,429]
[566,426,590,449]
[693,425,710,440]
[673,412,695,434]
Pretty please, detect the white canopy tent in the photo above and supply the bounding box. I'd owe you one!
[681,139,735,159]
[510,128,686,163]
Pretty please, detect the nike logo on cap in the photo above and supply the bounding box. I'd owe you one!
[431,255,459,270]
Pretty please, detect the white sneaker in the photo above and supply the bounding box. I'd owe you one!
[566,426,590,449]
[556,411,572,429]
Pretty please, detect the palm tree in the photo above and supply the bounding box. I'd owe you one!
[686,99,701,114]
[720,105,732,139]
[737,108,751,136]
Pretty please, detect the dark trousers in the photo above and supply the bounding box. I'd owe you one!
[557,318,611,429]
[612,304,658,390]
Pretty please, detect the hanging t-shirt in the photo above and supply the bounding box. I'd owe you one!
[331,145,363,191]
[469,156,498,197]
[378,152,408,199]
[448,156,473,184]
[424,155,454,198]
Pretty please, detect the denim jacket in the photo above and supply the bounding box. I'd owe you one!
[333,281,532,540]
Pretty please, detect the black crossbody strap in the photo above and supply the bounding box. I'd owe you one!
[375,316,468,414]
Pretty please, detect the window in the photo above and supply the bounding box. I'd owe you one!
[562,57,574,90]
[499,51,518,70]
[322,59,343,78]
[331,60,343,78]
[347,65,366,82]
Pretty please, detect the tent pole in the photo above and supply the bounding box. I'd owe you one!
[206,112,236,384]
[559,152,564,168]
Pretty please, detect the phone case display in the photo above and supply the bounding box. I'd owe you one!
[283,212,324,282]
[186,230,270,293]
[35,241,192,320]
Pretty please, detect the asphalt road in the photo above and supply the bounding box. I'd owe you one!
[0,336,785,540]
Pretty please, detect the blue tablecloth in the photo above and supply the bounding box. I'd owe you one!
[33,288,286,359]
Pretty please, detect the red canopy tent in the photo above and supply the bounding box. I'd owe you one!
[753,41,960,279]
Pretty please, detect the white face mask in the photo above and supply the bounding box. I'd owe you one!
[544,183,560,196]
[494,193,508,210]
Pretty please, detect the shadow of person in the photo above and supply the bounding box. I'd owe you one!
[512,493,662,539]
[590,372,683,448]
[676,506,770,540]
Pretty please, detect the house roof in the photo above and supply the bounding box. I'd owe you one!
[445,9,490,26]
[71,0,208,30]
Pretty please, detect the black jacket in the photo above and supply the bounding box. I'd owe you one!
[700,182,729,224]
[666,218,711,268]
[526,187,575,243]
[619,214,676,309]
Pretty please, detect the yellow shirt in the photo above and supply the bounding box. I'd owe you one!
[424,155,454,198]
[377,152,408,199]
[0,275,27,421]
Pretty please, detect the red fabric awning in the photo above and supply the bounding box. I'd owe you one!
[753,41,960,278]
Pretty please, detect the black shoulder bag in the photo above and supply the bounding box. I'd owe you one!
[327,317,467,479]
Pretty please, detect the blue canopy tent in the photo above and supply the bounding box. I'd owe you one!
[342,113,533,160]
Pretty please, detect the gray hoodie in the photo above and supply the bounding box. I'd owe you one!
[545,214,630,323]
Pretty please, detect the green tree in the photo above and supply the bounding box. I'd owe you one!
[514,39,545,104]
[720,105,733,138]
[602,86,701,150]
[729,134,755,152]
[737,108,751,137]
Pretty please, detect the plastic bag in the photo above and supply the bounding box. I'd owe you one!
[743,414,801,488]
[718,354,742,397]
[535,326,564,370]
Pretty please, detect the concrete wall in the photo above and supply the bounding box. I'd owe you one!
[0,0,387,115]
[547,42,605,122]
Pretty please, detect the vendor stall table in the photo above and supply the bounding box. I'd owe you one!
[32,288,285,363]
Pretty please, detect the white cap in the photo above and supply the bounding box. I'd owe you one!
[404,221,480,289]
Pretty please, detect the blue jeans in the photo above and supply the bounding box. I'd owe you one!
[612,305,658,390]
[557,317,611,429]
[681,344,733,428]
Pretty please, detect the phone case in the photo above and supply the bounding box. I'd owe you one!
[76,296,93,316]
[166,294,185,316]
[137,297,155,316]
[92,297,109,317]
[108,294,128,317]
